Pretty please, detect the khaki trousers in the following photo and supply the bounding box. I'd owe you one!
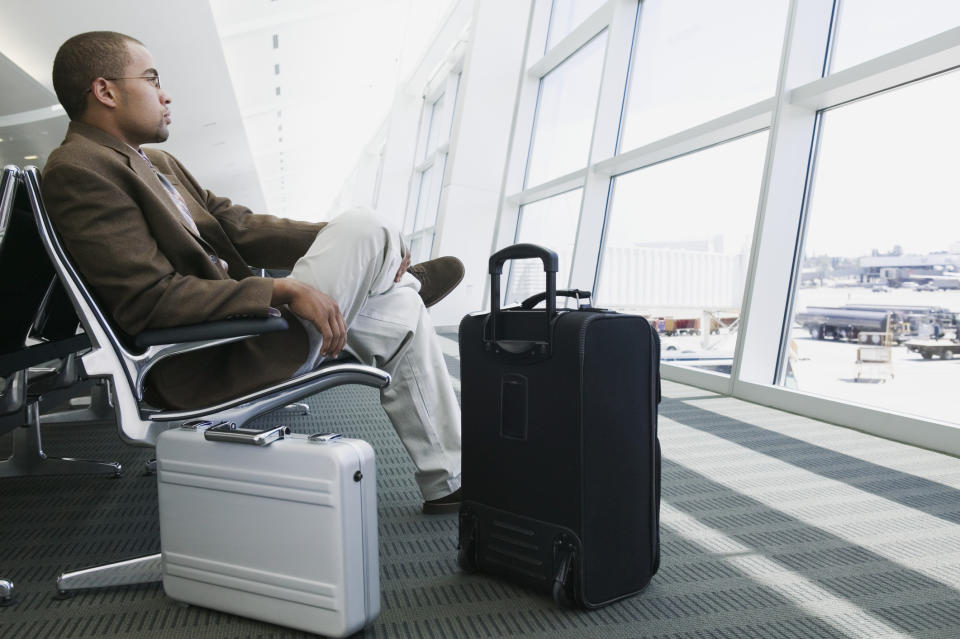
[288,208,461,501]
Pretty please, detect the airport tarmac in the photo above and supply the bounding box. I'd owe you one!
[661,283,960,426]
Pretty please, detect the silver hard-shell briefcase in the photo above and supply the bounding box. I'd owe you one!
[156,422,378,637]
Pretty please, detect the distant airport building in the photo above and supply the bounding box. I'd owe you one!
[859,253,960,288]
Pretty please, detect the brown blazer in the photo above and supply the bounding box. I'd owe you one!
[42,122,325,409]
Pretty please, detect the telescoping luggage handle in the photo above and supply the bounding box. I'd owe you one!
[488,243,558,352]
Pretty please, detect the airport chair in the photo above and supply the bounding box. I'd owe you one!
[1,166,120,603]
[0,165,120,479]
[19,166,391,593]
[0,164,17,604]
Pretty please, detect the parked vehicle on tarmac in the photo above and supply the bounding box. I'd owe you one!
[795,307,907,342]
[905,337,960,360]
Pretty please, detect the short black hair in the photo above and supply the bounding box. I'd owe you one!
[52,31,144,120]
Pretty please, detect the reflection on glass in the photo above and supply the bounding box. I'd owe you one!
[546,0,607,51]
[620,0,787,152]
[526,32,607,188]
[784,70,960,425]
[597,132,768,375]
[831,0,960,73]
[505,189,583,307]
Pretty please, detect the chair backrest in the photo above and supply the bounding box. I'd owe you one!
[0,165,16,240]
[20,165,166,444]
[0,166,60,358]
[1,166,90,427]
[0,165,26,423]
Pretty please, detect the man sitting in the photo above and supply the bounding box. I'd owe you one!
[42,31,462,514]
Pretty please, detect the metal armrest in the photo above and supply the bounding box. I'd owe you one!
[126,315,288,400]
[148,362,390,428]
[0,334,90,378]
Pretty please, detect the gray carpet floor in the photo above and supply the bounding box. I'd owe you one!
[2,332,960,638]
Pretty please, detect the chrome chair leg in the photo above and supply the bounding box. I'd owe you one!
[57,553,162,594]
[0,404,122,478]
[0,578,13,604]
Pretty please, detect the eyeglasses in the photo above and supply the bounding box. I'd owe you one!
[103,74,161,89]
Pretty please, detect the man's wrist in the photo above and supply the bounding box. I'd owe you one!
[271,277,296,305]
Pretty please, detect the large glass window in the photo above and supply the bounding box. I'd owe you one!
[830,1,960,73]
[404,73,460,263]
[406,158,445,263]
[504,189,583,307]
[525,32,607,188]
[545,0,607,51]
[597,132,769,374]
[619,0,788,152]
[783,70,960,425]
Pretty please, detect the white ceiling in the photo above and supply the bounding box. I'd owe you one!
[209,0,456,221]
[0,0,454,220]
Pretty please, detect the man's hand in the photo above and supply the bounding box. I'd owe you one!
[272,278,347,357]
[395,245,411,283]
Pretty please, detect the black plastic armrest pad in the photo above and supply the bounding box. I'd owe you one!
[135,316,289,348]
[0,333,91,378]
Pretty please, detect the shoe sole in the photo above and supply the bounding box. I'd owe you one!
[423,260,465,308]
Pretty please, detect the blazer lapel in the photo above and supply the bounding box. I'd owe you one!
[64,122,202,240]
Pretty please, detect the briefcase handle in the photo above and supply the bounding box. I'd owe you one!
[487,243,558,353]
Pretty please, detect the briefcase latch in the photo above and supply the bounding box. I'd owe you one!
[308,432,343,444]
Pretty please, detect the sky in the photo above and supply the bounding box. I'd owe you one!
[523,0,960,262]
[803,64,960,259]
[799,0,960,258]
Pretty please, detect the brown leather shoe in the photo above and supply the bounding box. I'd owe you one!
[422,487,462,515]
[408,257,465,308]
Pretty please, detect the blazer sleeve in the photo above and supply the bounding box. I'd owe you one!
[41,161,276,335]
[159,152,325,270]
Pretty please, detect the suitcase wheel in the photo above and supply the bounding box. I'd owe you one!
[552,538,577,608]
[457,511,479,574]
[457,541,478,574]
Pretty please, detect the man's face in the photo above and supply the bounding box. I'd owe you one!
[112,42,172,147]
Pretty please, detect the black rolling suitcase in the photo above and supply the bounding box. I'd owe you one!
[457,243,661,608]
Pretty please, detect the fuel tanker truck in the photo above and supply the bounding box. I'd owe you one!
[795,307,907,342]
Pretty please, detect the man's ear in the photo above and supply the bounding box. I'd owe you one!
[89,78,119,109]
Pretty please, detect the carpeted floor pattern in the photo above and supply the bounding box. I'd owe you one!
[2,331,960,638]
